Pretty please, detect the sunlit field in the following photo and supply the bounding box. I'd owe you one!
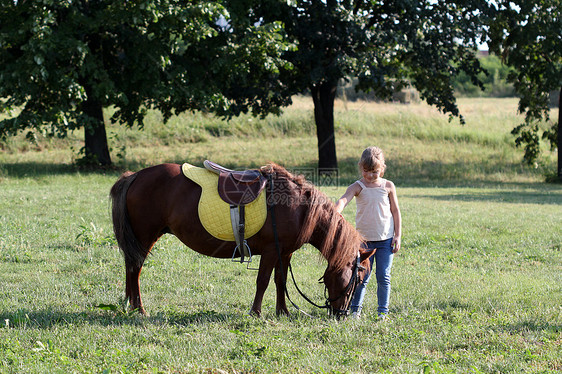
[1,97,560,372]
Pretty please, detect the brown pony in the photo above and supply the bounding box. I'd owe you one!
[110,163,371,317]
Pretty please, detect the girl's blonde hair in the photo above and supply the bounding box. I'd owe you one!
[358,146,386,177]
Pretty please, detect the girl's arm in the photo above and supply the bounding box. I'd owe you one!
[335,182,362,214]
[387,181,402,253]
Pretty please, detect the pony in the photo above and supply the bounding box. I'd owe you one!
[110,162,371,317]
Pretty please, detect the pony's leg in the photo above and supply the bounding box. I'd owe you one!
[274,253,292,316]
[124,237,158,315]
[250,253,277,317]
[125,263,145,314]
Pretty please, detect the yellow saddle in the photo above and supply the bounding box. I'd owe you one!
[181,163,267,241]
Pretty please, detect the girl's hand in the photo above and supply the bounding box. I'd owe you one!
[392,236,401,253]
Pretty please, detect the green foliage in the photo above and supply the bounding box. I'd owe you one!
[488,0,562,166]
[453,54,515,97]
[0,0,294,164]
[3,0,543,173]
[76,220,116,248]
[0,1,210,132]
[247,0,498,169]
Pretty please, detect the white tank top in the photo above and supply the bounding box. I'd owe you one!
[355,179,394,241]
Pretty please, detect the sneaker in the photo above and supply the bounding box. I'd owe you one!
[351,311,361,319]
[377,313,388,321]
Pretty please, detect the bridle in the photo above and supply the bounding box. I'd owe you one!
[268,173,364,318]
[321,252,364,317]
[285,249,364,318]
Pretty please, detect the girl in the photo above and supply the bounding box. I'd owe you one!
[335,146,402,319]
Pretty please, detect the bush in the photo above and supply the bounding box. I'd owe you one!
[454,53,516,98]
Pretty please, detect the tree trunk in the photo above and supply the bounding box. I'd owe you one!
[82,85,111,166]
[311,81,338,174]
[558,86,561,180]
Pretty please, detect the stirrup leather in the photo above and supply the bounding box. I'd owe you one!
[230,205,252,263]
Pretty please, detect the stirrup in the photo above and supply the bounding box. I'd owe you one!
[232,241,252,263]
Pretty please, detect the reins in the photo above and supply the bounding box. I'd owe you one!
[267,173,361,318]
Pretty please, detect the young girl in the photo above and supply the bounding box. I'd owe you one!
[335,146,401,319]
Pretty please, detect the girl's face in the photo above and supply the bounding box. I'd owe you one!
[362,167,382,183]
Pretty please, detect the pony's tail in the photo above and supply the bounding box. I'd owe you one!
[110,171,145,269]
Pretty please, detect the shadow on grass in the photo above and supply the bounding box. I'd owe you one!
[410,189,562,205]
[503,319,562,335]
[0,161,123,179]
[1,156,555,190]
[268,156,555,191]
[0,159,262,179]
[0,305,337,330]
[0,308,236,329]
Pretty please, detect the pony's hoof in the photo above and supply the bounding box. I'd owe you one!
[249,309,262,318]
[276,308,290,317]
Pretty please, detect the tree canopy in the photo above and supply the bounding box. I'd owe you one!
[0,0,292,165]
[488,0,562,178]
[6,0,559,176]
[248,0,494,171]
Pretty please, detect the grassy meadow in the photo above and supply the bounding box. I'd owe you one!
[0,97,561,373]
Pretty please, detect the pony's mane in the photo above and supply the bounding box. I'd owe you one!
[261,163,364,271]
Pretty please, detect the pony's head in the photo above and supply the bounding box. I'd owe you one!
[322,248,373,317]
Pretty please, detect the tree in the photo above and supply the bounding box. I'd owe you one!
[249,0,494,171]
[0,0,292,166]
[488,0,562,180]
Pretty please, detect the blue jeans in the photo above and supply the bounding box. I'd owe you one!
[350,238,394,315]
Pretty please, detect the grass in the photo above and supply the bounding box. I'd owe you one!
[1,97,557,184]
[0,97,561,373]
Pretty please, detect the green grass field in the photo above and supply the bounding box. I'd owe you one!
[0,97,561,373]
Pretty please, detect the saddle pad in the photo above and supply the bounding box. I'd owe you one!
[181,163,267,241]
